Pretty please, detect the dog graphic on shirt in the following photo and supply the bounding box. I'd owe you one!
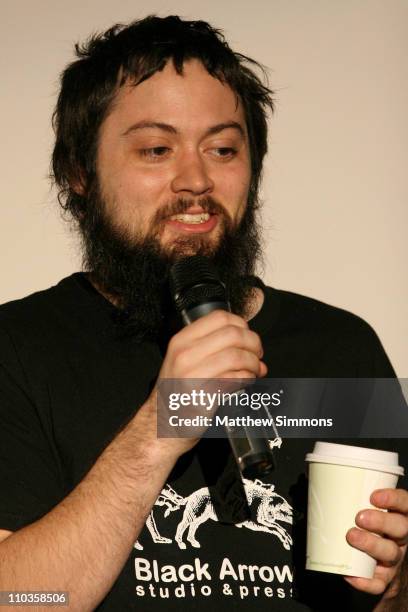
[134,437,292,551]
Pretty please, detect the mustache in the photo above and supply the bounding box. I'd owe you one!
[151,196,233,226]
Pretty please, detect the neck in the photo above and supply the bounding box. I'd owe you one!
[87,272,122,308]
[245,286,264,321]
[86,272,264,321]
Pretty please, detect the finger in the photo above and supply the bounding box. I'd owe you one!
[181,326,264,365]
[343,552,404,596]
[371,488,408,514]
[259,361,268,377]
[188,348,264,379]
[221,362,268,379]
[346,527,402,567]
[343,574,389,596]
[171,310,248,347]
[219,370,260,380]
[356,508,408,545]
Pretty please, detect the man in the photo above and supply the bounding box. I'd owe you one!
[0,15,407,611]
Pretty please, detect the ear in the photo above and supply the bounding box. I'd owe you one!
[71,182,84,196]
[70,168,87,196]
[70,179,86,196]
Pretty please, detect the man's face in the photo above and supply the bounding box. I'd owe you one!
[95,59,251,256]
[80,59,260,340]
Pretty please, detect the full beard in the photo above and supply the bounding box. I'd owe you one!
[79,183,263,343]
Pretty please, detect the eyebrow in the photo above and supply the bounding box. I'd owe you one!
[122,120,245,138]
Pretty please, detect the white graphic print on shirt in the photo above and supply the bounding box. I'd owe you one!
[134,437,292,551]
[132,438,295,605]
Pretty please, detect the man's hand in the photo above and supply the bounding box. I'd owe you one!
[152,309,267,459]
[160,309,267,380]
[344,488,408,601]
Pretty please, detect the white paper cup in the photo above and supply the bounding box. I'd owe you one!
[305,442,404,578]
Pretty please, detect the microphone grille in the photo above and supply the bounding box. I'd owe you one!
[170,256,227,313]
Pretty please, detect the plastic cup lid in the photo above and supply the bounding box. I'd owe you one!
[305,441,404,476]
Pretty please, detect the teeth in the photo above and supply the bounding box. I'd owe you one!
[170,213,210,224]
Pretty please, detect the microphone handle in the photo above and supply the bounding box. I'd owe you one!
[181,301,229,324]
[181,302,275,479]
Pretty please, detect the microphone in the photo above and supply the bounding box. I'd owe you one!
[170,255,275,478]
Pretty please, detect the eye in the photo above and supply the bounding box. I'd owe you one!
[211,147,237,159]
[139,146,171,160]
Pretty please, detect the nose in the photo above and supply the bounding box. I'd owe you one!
[171,150,214,196]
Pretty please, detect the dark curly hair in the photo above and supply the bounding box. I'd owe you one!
[51,15,274,221]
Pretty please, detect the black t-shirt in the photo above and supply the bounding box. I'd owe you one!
[0,273,406,611]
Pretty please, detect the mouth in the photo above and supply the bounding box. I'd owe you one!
[165,212,218,234]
